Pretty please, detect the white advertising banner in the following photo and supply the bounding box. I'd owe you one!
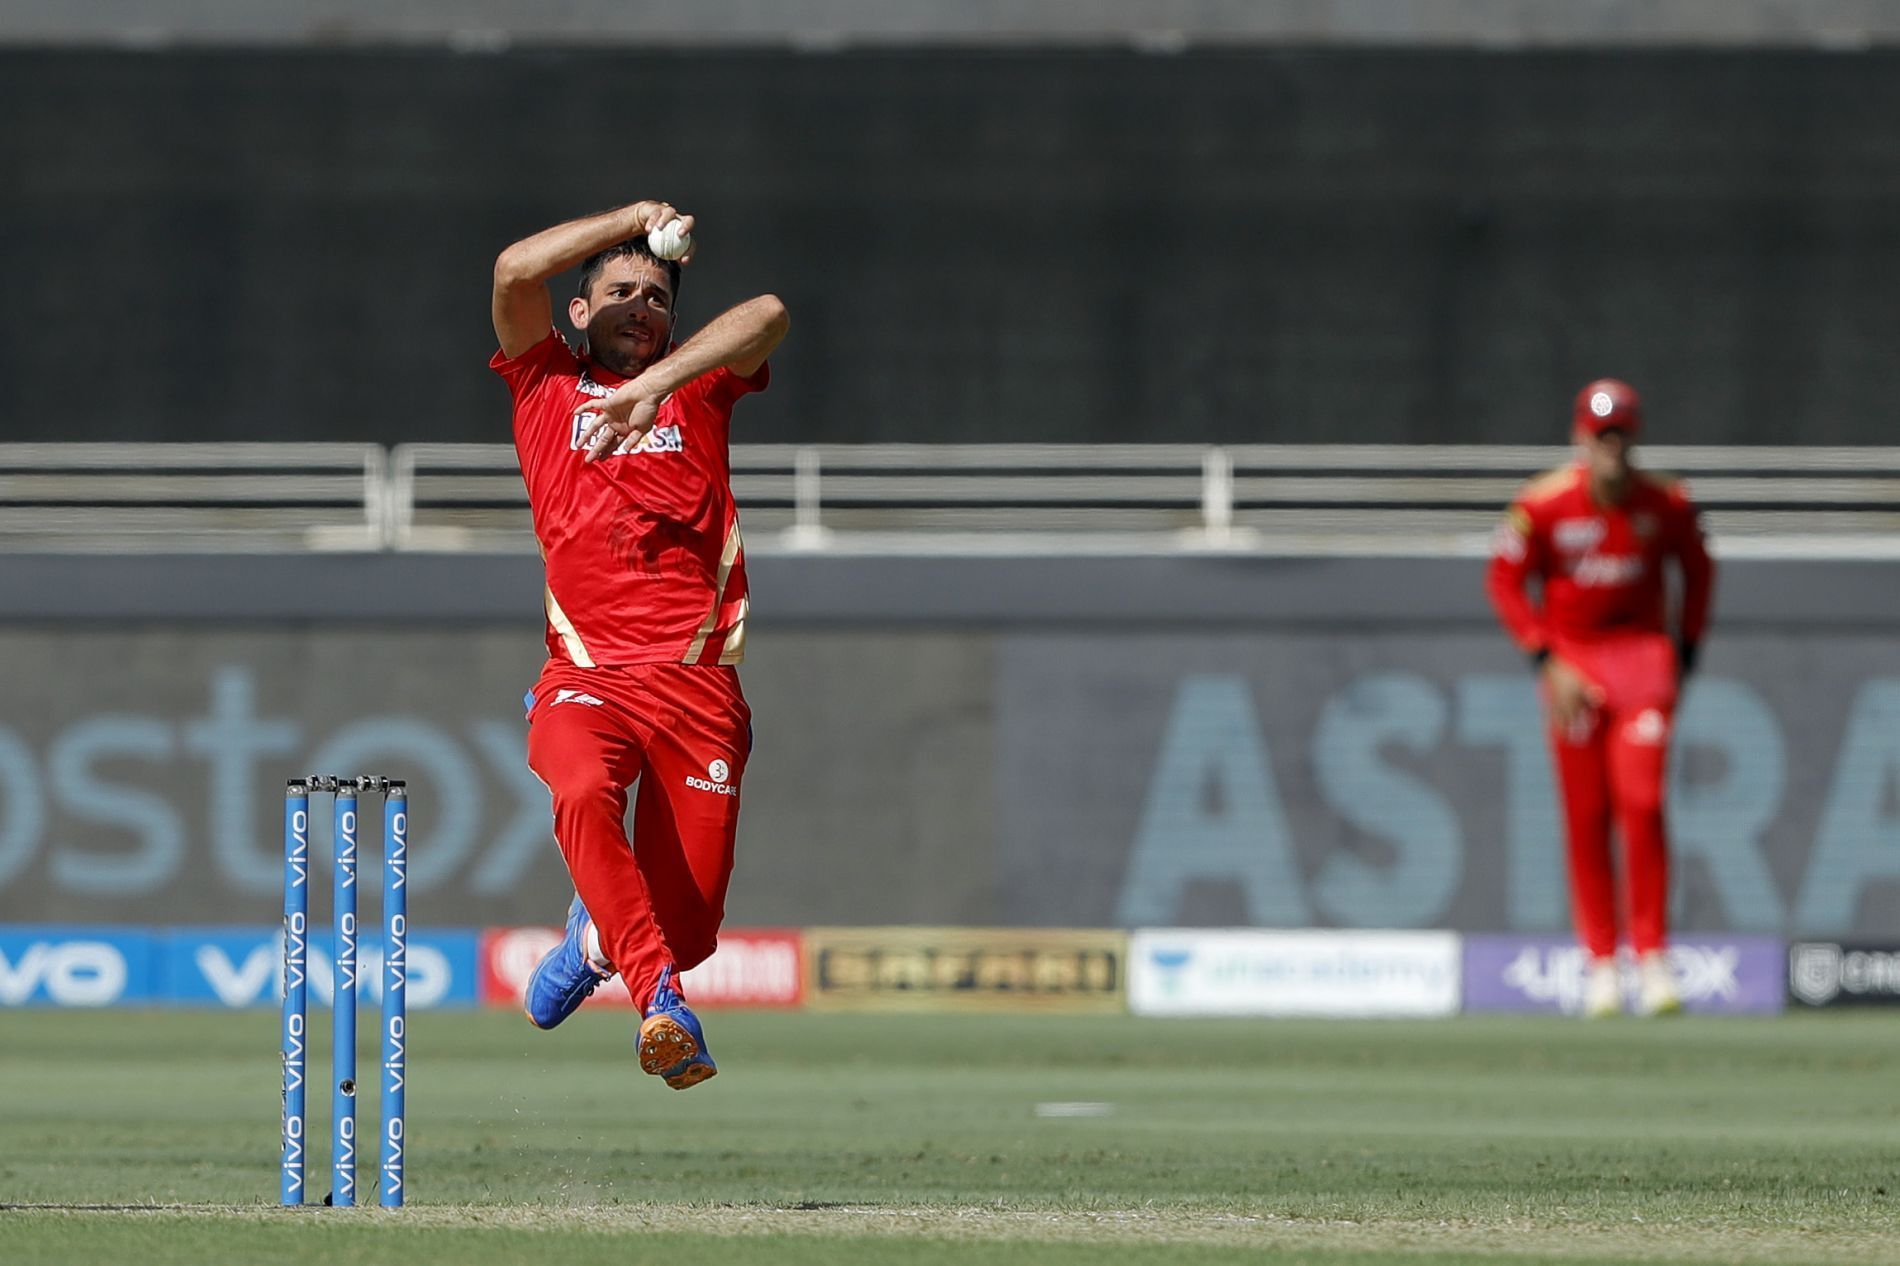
[1129,929,1462,1017]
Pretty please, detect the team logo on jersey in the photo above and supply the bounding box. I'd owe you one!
[1589,391,1615,418]
[686,758,739,797]
[1552,518,1606,552]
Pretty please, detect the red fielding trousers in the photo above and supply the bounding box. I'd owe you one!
[1545,632,1679,962]
[525,659,750,1011]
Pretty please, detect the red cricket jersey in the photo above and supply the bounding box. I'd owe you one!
[1486,464,1714,654]
[490,330,768,667]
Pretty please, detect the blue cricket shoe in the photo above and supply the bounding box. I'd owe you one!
[523,895,609,1030]
[638,966,717,1089]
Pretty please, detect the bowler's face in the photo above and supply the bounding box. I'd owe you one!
[571,257,674,377]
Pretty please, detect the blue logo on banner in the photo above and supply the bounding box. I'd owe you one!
[1147,947,1194,996]
[0,926,155,1006]
[0,924,477,1009]
[159,927,479,1009]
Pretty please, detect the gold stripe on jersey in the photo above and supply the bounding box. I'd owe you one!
[719,596,749,665]
[684,522,744,664]
[544,586,597,668]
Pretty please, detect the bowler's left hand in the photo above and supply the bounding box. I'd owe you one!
[577,391,662,461]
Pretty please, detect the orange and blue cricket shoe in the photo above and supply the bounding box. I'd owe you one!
[523,895,608,1029]
[638,966,717,1090]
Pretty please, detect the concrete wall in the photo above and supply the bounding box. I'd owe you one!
[0,552,1895,938]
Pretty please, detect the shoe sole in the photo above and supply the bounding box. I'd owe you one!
[638,1014,700,1077]
[664,1059,718,1091]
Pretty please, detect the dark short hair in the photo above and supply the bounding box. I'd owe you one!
[576,238,681,305]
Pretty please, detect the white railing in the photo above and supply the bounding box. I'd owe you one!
[6,442,1900,558]
[0,444,388,553]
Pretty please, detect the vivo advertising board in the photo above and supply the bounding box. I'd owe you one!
[0,925,156,1006]
[1129,929,1461,1017]
[164,927,479,1009]
[0,924,478,1007]
[1462,935,1784,1015]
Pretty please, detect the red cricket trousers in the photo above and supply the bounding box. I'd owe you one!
[1545,632,1678,961]
[525,659,750,1010]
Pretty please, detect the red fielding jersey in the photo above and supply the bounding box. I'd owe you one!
[1486,464,1714,653]
[490,330,768,667]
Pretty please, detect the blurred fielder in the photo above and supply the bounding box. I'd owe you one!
[1486,379,1714,1018]
[489,199,788,1086]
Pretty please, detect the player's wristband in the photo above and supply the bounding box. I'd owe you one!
[1677,640,1700,675]
[1528,647,1550,671]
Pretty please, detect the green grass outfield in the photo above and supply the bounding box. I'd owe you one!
[2,1009,1897,1265]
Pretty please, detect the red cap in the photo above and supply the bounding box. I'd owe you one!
[1573,378,1641,435]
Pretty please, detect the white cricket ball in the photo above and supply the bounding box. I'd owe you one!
[647,221,692,261]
